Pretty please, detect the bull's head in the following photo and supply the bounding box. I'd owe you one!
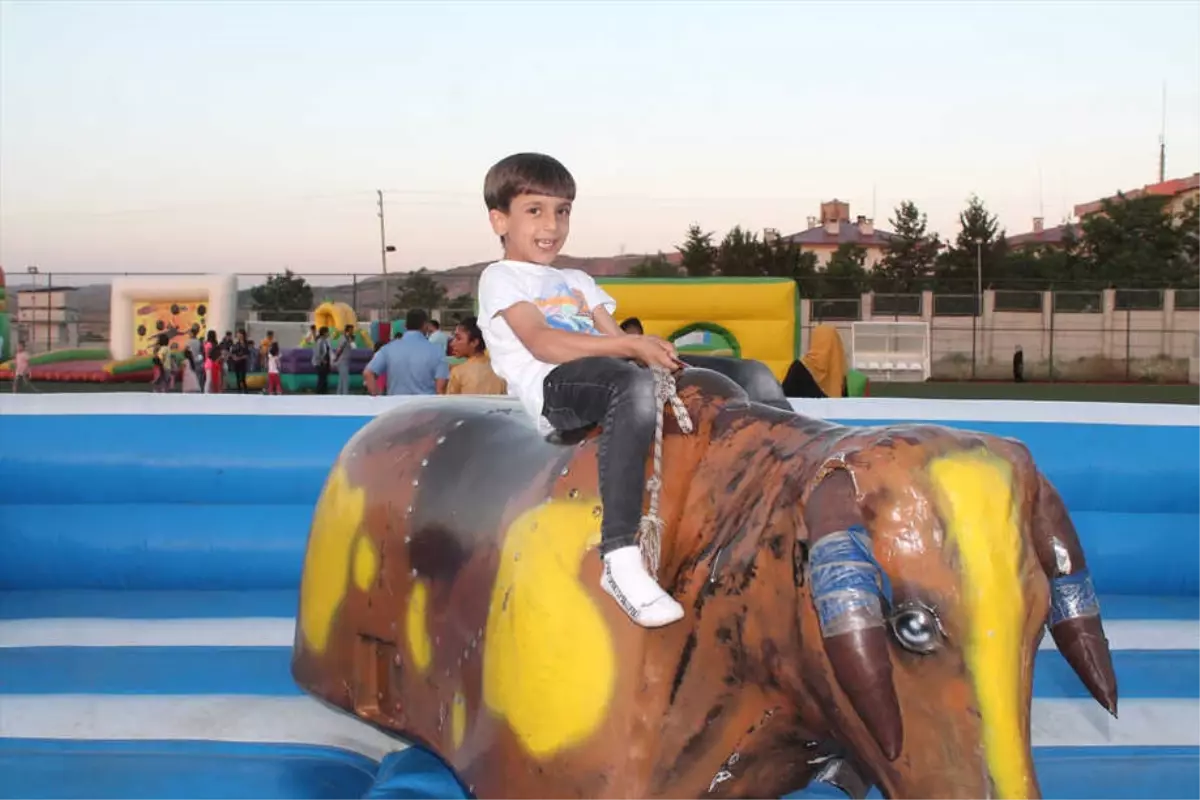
[795,446,1117,799]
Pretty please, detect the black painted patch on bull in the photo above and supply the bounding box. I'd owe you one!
[669,631,697,706]
[408,409,575,585]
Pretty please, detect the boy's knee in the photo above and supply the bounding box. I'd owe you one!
[611,364,659,426]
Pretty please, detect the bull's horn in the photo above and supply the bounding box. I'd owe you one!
[809,526,903,760]
[1033,475,1119,717]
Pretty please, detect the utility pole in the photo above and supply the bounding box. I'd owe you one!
[377,190,390,322]
[1158,81,1167,183]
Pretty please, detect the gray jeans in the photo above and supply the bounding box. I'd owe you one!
[542,357,658,556]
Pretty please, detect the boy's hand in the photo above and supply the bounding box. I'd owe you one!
[625,335,684,371]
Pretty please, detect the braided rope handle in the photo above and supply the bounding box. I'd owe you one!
[637,365,693,574]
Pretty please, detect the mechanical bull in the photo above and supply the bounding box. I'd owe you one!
[291,369,1118,799]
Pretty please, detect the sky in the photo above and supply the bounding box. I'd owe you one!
[1,0,1198,283]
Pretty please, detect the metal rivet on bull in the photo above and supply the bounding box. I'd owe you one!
[412,479,419,487]
[436,436,446,445]
[394,654,403,665]
[593,506,602,518]
[455,420,465,427]
[404,535,411,544]
[569,488,579,498]
[410,568,418,577]
[560,466,569,476]
[421,458,428,467]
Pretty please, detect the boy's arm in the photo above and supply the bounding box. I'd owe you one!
[592,306,625,337]
[499,302,636,365]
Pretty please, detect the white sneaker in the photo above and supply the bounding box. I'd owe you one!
[600,545,685,628]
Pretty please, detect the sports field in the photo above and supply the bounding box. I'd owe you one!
[873,381,1200,405]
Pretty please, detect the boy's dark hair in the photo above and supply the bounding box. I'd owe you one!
[457,316,486,353]
[620,316,643,334]
[269,342,280,356]
[484,153,576,212]
[406,308,429,331]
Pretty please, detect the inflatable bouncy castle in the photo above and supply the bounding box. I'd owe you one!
[0,265,10,362]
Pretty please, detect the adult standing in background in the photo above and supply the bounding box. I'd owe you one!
[311,327,332,394]
[363,309,449,396]
[333,323,355,395]
[425,318,450,356]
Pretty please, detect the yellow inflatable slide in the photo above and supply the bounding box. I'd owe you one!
[596,278,799,380]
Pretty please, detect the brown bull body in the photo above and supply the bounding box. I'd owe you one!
[291,370,1117,799]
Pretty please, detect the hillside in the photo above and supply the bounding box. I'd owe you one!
[64,251,677,328]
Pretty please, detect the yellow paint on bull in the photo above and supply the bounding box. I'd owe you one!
[300,464,366,654]
[482,497,616,759]
[451,691,467,750]
[353,536,378,591]
[928,450,1033,799]
[406,581,432,673]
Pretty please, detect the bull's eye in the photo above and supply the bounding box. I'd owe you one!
[890,602,942,654]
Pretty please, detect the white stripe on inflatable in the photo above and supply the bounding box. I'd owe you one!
[4,618,1195,652]
[0,695,407,761]
[0,695,1194,752]
[0,618,297,648]
[2,617,1194,651]
[0,392,1196,427]
[1032,698,1200,747]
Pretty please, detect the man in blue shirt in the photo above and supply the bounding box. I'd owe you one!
[364,309,450,396]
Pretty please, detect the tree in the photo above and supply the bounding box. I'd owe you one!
[714,226,763,276]
[392,269,448,312]
[249,269,314,322]
[818,243,869,297]
[1078,193,1197,288]
[627,253,682,277]
[936,195,1007,293]
[677,225,717,277]
[757,237,819,281]
[877,201,941,293]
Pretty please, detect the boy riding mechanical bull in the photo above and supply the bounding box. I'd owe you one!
[290,154,1116,799]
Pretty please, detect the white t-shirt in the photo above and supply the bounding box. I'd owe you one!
[268,354,281,374]
[477,260,617,434]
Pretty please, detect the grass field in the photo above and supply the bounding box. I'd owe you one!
[4,378,1198,404]
[872,381,1200,405]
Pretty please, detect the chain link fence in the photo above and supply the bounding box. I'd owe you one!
[6,270,1198,382]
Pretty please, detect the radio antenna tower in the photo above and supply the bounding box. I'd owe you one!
[1158,81,1167,183]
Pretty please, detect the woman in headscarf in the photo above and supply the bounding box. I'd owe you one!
[782,324,847,398]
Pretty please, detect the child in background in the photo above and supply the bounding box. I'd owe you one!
[11,341,31,393]
[204,330,223,394]
[180,348,201,393]
[151,333,173,393]
[267,342,283,395]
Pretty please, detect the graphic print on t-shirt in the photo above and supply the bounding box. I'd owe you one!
[536,283,600,335]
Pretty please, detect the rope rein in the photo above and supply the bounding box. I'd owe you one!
[637,365,694,575]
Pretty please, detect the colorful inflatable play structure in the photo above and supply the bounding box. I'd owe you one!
[597,277,799,379]
[279,301,376,392]
[0,274,238,384]
[595,277,867,397]
[0,266,10,362]
[0,388,1195,799]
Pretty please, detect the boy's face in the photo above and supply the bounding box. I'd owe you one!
[489,193,571,265]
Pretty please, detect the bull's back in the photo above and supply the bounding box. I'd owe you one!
[291,398,617,789]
